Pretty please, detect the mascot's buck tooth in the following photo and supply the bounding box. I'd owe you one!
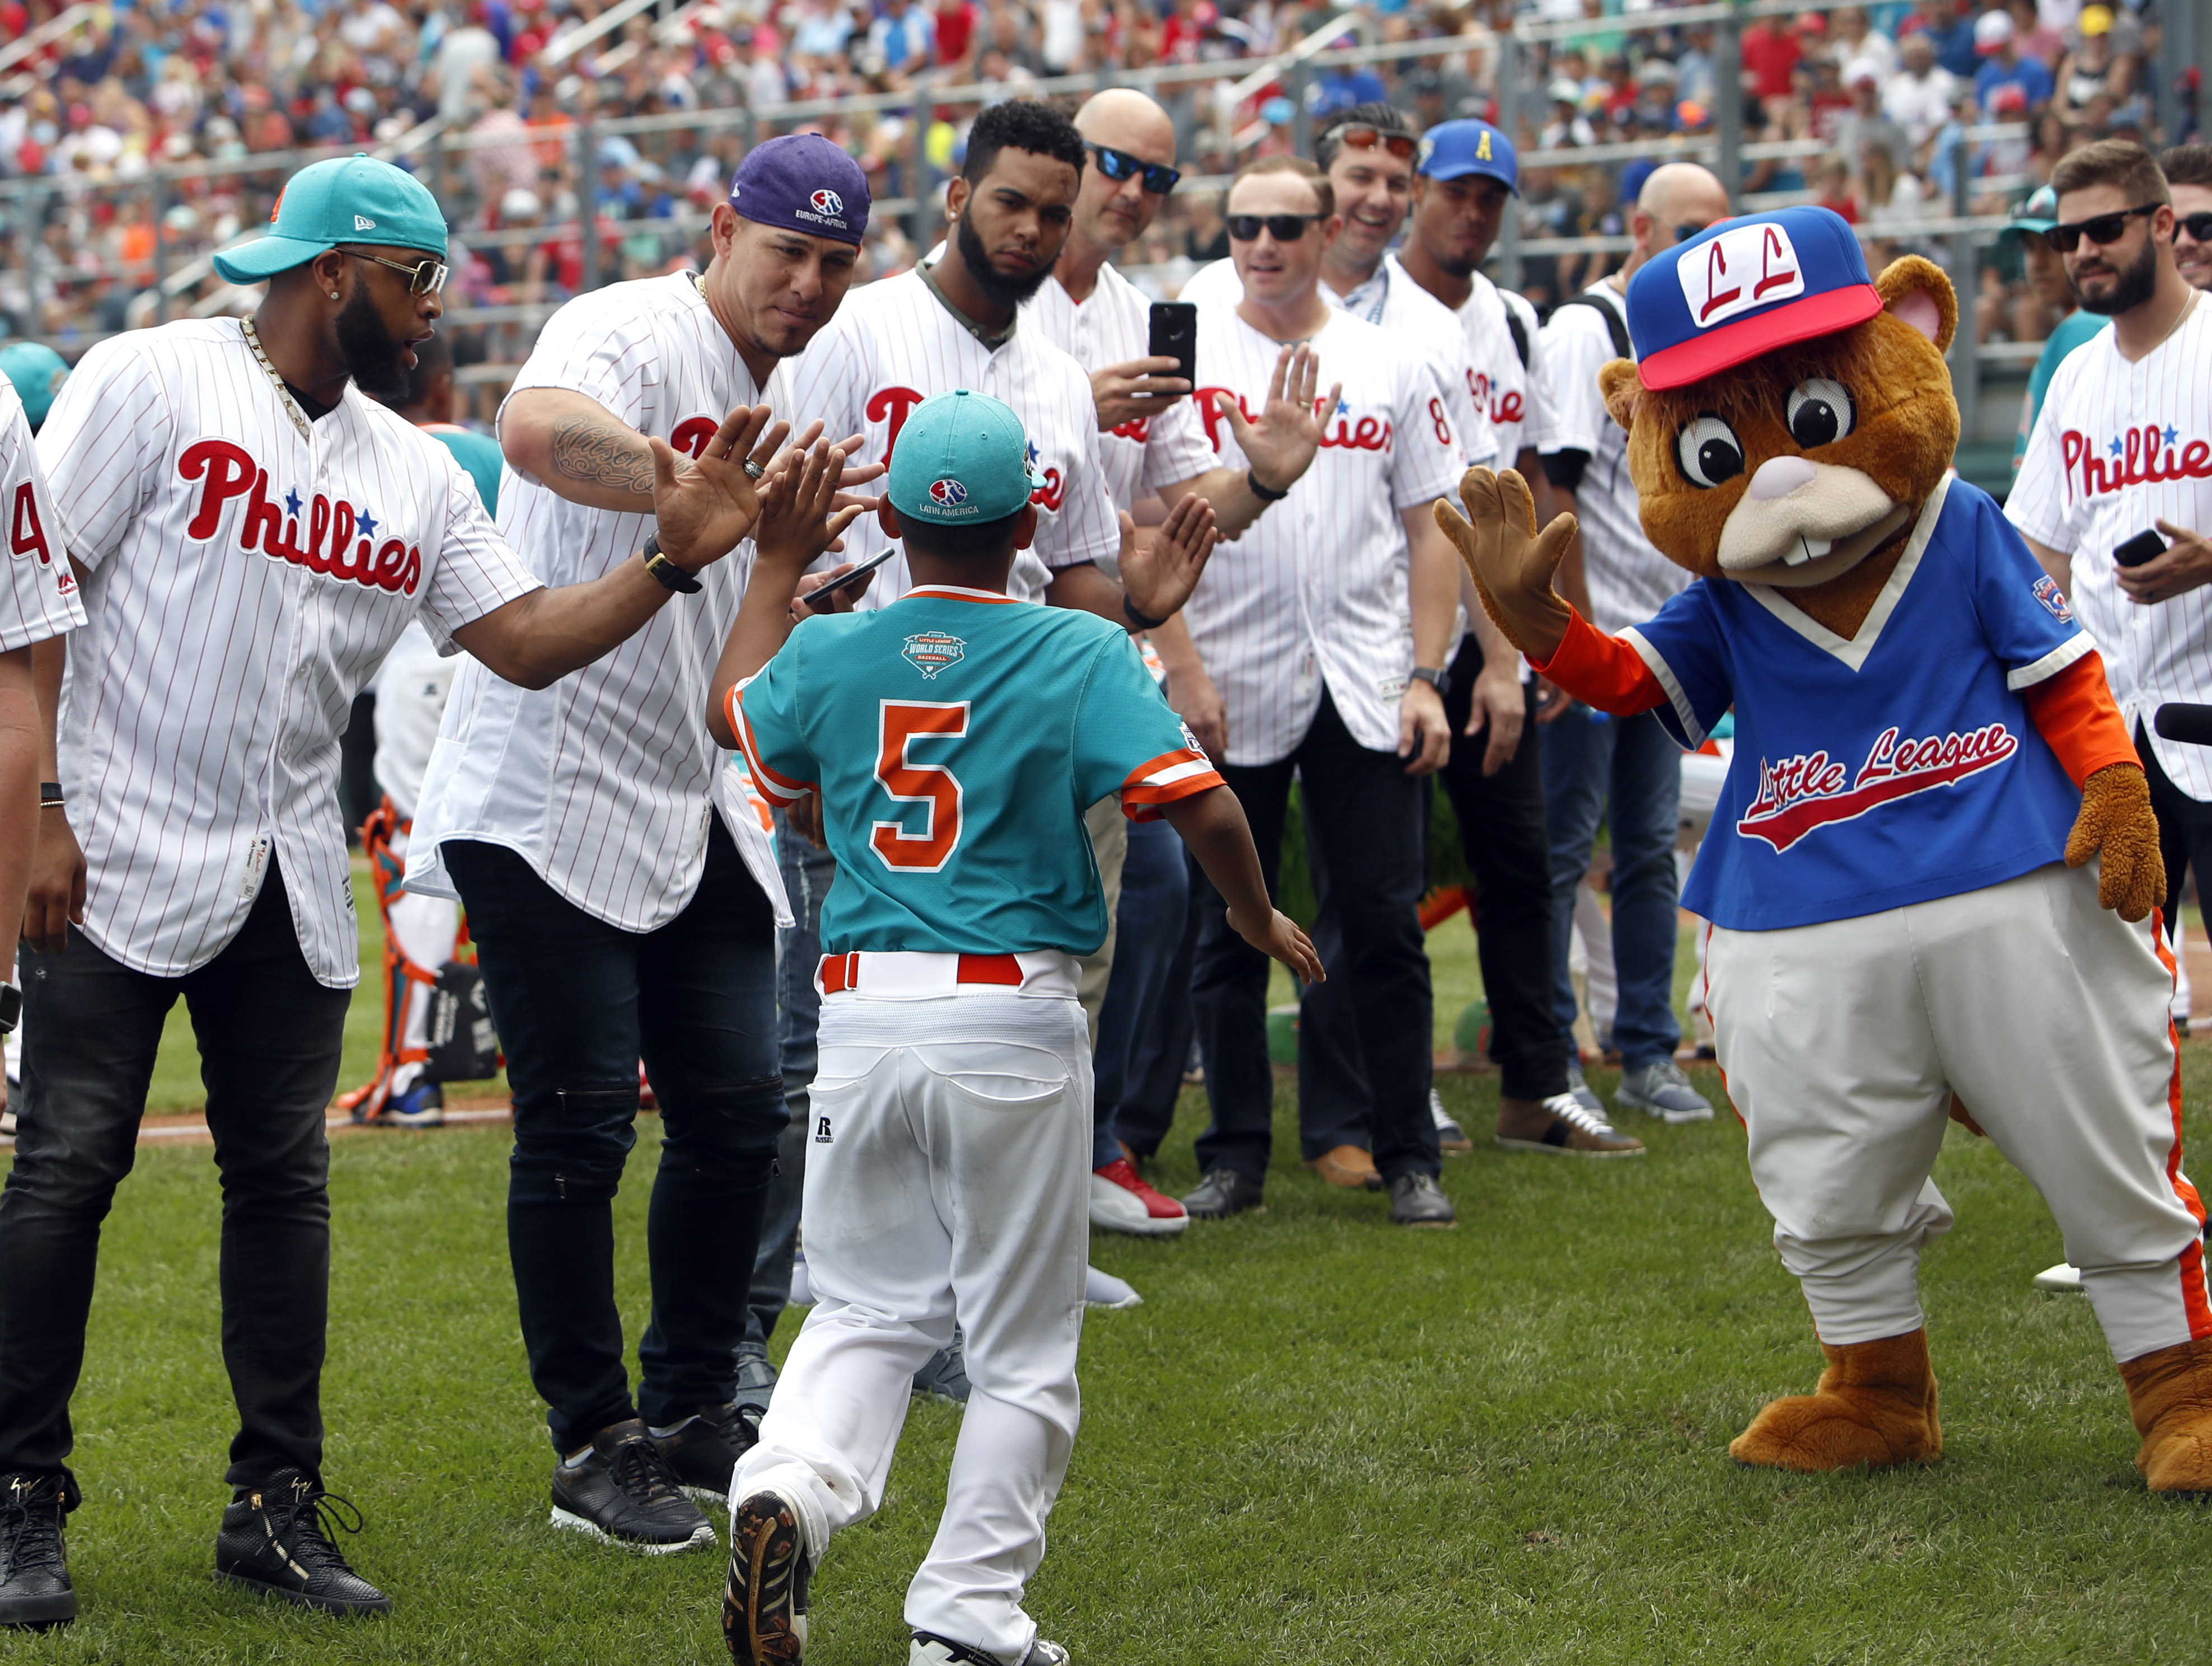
[1438,205,2212,1490]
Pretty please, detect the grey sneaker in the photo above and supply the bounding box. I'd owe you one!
[1615,1058,1714,1124]
[1563,1058,1607,1119]
[733,1346,777,1418]
[913,1332,972,1404]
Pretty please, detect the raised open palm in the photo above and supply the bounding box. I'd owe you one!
[1219,343,1337,498]
[648,404,785,571]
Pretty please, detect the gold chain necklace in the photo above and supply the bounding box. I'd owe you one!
[239,315,315,443]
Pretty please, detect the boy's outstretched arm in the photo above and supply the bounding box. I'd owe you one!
[1160,785,1323,984]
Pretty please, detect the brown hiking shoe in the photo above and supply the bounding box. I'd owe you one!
[1304,1144,1383,1189]
[1494,1093,1645,1158]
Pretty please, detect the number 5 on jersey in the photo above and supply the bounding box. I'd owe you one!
[873,700,967,872]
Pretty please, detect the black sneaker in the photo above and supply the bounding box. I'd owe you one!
[0,1472,77,1630]
[1388,1172,1457,1228]
[912,1331,971,1405]
[550,1418,715,1553]
[653,1400,762,1506]
[1180,1167,1264,1219]
[214,1468,391,1616]
[723,1487,810,1664]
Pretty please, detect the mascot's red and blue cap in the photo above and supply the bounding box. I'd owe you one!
[1627,205,1883,391]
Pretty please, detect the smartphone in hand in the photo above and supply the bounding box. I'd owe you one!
[2115,528,2169,568]
[1149,301,1197,394]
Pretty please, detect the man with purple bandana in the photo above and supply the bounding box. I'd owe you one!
[407,133,878,1555]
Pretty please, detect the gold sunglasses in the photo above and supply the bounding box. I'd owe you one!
[343,248,450,295]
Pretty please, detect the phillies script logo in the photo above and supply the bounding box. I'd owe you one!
[1194,390,1391,455]
[1469,368,1525,427]
[2059,425,2212,500]
[1111,415,1151,442]
[179,440,420,595]
[1736,722,2019,853]
[865,387,1065,509]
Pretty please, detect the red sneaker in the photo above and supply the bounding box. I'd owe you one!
[1089,1158,1189,1236]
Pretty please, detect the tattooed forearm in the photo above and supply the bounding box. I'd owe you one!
[547,415,676,498]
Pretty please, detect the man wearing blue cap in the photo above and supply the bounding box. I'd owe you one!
[3,151,782,1625]
[0,344,68,436]
[707,389,1318,1666]
[406,131,882,1557]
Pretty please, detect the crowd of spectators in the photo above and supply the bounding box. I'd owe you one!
[0,0,2191,397]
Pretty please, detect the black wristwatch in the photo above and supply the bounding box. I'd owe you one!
[1246,467,1290,502]
[1408,665,1450,696]
[0,982,20,1036]
[641,534,702,595]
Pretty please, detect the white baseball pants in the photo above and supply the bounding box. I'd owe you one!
[383,830,461,1095]
[733,971,1091,1664]
[1707,862,2210,1362]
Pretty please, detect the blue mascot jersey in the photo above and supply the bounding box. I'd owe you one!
[1625,478,2092,931]
[734,586,1221,957]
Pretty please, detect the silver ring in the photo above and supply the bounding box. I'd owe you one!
[742,458,766,480]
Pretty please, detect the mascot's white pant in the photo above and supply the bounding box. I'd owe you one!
[1708,862,2210,1363]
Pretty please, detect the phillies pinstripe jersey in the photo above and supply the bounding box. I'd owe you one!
[35,318,542,988]
[1541,280,1694,635]
[786,265,1119,609]
[1182,303,1463,766]
[1178,253,1496,471]
[1453,270,1549,466]
[0,378,84,653]
[405,272,794,931]
[1023,261,1217,512]
[732,585,1221,955]
[2008,298,2212,801]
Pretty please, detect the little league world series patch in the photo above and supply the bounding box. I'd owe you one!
[902,632,966,678]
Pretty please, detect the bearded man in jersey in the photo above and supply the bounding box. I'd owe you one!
[402,137,877,1559]
[2,155,777,1626]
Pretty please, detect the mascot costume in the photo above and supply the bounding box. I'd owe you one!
[1439,205,2212,1490]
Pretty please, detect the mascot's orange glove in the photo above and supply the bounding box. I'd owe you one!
[1433,467,1578,662]
[2066,764,2164,922]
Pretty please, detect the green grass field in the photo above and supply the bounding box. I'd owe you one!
[6,1053,2212,1662]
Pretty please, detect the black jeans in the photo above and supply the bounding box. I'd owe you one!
[2139,721,2212,937]
[1189,689,1439,1186]
[445,822,785,1453]
[1299,637,1568,1135]
[0,862,350,1489]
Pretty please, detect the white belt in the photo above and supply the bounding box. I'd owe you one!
[816,949,1080,1001]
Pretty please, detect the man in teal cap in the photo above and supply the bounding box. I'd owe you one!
[0,344,68,433]
[2006,183,2110,474]
[1,150,802,1628]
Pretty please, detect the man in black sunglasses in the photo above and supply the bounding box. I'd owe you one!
[2011,140,2212,1083]
[2158,142,2212,293]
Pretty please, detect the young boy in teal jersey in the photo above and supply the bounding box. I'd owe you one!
[705,391,1318,1666]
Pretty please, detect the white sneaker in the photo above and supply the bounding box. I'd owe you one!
[1084,1265,1142,1309]
[913,1636,1068,1666]
[2032,1262,2085,1293]
[1088,1160,1188,1236]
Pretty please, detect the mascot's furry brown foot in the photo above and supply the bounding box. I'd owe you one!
[1440,207,2212,1491]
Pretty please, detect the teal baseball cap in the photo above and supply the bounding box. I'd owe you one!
[886,390,1045,526]
[0,342,68,429]
[213,153,448,286]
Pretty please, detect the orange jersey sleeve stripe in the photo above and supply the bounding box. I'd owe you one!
[1529,608,1670,716]
[1121,747,1225,820]
[730,686,816,806]
[2019,649,2139,789]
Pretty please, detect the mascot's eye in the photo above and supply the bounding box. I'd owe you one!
[1675,414,1745,489]
[1785,377,1855,448]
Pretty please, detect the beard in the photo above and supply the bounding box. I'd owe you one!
[2075,233,2159,316]
[955,212,1052,308]
[336,286,413,400]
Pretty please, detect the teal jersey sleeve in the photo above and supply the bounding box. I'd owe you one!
[1071,630,1224,819]
[731,633,821,808]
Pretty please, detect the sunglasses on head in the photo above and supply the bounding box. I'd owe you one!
[1227,213,1324,242]
[1328,123,1418,160]
[2179,211,2212,242]
[344,248,450,295]
[2042,203,2161,254]
[1087,142,1180,195]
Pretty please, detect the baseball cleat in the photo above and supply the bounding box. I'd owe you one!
[214,1469,391,1616]
[1089,1159,1188,1235]
[911,1631,1069,1665]
[549,1420,715,1553]
[724,1489,810,1664]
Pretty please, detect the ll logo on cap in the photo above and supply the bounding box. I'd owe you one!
[811,189,844,216]
[929,478,967,507]
[1679,222,1803,330]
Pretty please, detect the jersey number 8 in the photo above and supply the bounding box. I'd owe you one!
[871,700,967,872]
